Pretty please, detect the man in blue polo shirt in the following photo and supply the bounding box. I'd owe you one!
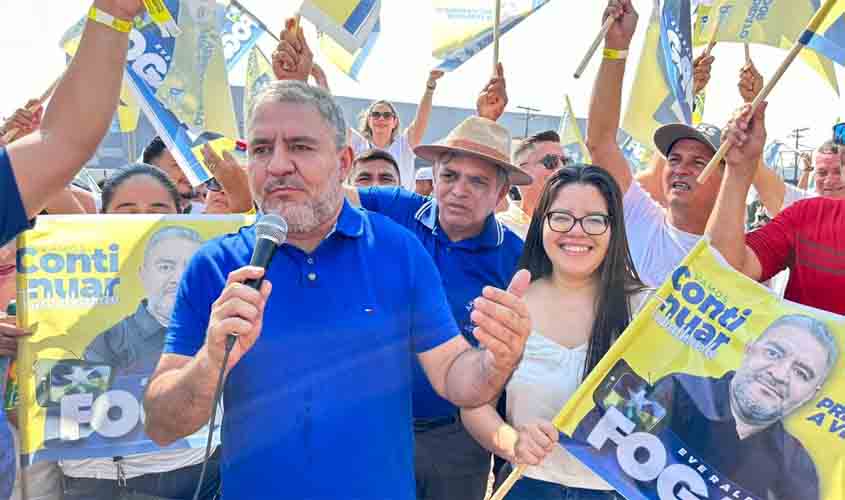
[143,80,532,500]
[344,69,532,499]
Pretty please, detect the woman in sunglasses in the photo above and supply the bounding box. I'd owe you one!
[349,70,443,191]
[462,165,650,499]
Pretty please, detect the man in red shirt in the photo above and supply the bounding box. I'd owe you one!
[706,102,845,315]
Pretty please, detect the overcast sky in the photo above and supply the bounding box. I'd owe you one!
[1,0,842,152]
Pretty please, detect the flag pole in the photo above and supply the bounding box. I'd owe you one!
[492,0,502,71]
[744,42,751,65]
[2,74,62,143]
[574,16,614,79]
[490,464,527,500]
[697,0,839,183]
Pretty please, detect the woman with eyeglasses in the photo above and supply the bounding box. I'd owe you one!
[462,165,650,500]
[348,70,444,191]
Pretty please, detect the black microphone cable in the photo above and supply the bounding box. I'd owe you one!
[191,214,288,500]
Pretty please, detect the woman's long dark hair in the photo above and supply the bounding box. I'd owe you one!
[517,165,645,380]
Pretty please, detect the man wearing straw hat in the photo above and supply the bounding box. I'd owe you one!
[272,18,533,499]
[347,84,533,500]
[585,0,726,288]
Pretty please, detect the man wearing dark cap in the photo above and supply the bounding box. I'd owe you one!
[585,0,725,286]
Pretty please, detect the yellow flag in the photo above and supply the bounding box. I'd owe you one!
[155,2,238,138]
[300,0,380,54]
[558,95,591,164]
[244,46,275,127]
[694,0,840,94]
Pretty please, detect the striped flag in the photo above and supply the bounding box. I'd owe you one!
[300,0,380,54]
[318,19,380,81]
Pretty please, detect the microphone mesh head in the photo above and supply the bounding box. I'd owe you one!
[255,213,288,246]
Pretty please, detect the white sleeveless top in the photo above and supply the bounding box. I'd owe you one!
[349,129,416,191]
[505,289,653,489]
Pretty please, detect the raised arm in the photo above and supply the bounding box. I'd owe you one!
[585,0,638,193]
[752,159,787,216]
[476,63,508,122]
[796,153,813,190]
[6,0,144,219]
[705,104,766,280]
[406,70,443,148]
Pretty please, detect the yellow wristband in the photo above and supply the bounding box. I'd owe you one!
[603,48,629,60]
[88,7,133,33]
[244,206,257,216]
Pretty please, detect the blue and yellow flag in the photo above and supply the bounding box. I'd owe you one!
[300,0,380,54]
[553,238,845,500]
[220,1,266,72]
[804,1,845,67]
[622,0,695,151]
[244,46,275,128]
[558,95,591,164]
[125,0,239,187]
[14,215,252,466]
[694,0,840,94]
[432,0,551,71]
[319,19,380,81]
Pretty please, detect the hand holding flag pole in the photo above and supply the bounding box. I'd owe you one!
[2,75,62,143]
[697,0,839,183]
[574,16,614,79]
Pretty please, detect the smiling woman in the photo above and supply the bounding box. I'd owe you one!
[461,164,649,500]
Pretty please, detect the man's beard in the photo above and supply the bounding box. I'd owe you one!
[261,170,344,234]
[731,373,786,425]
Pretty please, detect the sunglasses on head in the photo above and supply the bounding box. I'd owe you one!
[520,154,569,170]
[205,178,223,192]
[833,122,845,146]
[370,111,395,120]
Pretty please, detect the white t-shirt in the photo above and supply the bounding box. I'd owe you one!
[782,182,814,210]
[61,448,209,481]
[623,181,701,287]
[349,129,416,191]
[506,291,652,489]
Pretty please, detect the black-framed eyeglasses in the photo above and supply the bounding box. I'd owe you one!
[833,122,845,146]
[205,178,223,192]
[521,154,569,171]
[546,210,611,235]
[370,111,395,120]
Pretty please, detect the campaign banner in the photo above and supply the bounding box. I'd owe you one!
[221,1,265,72]
[554,239,845,500]
[14,215,252,465]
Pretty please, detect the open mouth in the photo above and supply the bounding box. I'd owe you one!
[670,181,692,192]
[559,243,593,255]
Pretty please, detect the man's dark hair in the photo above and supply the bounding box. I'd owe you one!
[817,140,843,156]
[142,136,168,165]
[513,130,562,163]
[353,149,401,181]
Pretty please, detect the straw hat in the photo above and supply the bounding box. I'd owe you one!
[414,116,533,186]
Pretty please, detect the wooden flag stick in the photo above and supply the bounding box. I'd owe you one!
[574,16,614,79]
[697,0,839,184]
[492,0,502,71]
[744,42,751,65]
[490,464,527,500]
[2,74,62,143]
[703,39,717,57]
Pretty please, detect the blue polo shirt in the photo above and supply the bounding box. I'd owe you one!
[0,148,32,246]
[359,187,523,419]
[163,201,458,500]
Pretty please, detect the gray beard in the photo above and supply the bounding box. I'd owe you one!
[262,174,344,234]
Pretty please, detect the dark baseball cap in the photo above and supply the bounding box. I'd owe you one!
[654,123,722,159]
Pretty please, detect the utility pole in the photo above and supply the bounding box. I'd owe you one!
[516,105,540,138]
[788,127,809,183]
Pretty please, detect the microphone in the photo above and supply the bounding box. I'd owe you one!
[194,213,288,500]
[243,213,288,290]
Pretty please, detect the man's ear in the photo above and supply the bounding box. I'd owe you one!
[338,146,354,181]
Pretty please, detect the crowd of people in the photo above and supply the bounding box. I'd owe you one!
[0,0,843,499]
